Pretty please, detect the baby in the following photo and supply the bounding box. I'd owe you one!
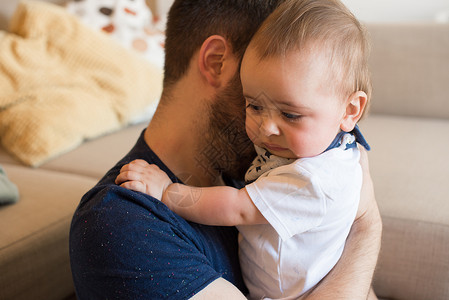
[116,0,372,298]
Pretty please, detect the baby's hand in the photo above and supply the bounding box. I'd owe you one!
[115,159,172,200]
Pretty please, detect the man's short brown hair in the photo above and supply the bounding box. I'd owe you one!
[163,0,284,90]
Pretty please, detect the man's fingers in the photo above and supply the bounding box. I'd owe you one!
[357,147,376,220]
[359,147,371,174]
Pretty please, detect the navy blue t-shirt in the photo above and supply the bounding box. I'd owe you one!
[69,130,246,299]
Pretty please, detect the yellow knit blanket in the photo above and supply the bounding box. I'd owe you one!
[0,1,163,167]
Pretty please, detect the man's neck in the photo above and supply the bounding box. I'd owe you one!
[144,98,220,187]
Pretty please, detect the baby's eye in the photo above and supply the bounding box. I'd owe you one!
[281,112,302,121]
[246,103,263,112]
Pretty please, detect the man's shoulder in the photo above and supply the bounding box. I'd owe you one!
[70,129,183,240]
[74,183,152,229]
[76,180,171,221]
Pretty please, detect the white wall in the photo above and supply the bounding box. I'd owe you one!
[150,0,449,24]
[147,0,173,19]
[342,0,449,23]
[1,0,449,31]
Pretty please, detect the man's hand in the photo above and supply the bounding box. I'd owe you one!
[356,147,379,221]
[115,159,173,200]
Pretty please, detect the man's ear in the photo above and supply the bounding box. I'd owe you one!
[198,35,233,88]
[340,91,368,132]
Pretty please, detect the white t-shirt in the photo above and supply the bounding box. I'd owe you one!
[237,135,362,299]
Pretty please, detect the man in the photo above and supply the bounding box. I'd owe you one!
[70,1,382,299]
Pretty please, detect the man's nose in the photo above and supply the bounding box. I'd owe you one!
[259,113,280,136]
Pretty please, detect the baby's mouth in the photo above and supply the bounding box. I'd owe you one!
[262,143,288,152]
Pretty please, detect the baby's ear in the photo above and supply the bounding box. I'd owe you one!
[340,91,367,132]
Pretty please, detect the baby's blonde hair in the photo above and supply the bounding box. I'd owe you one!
[250,0,372,116]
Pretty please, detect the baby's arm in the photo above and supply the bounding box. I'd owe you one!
[115,159,266,226]
[162,183,267,226]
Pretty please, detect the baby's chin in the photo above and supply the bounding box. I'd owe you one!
[259,145,297,159]
[279,148,326,160]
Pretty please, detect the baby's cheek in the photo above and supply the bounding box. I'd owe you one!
[245,118,259,143]
[288,133,321,158]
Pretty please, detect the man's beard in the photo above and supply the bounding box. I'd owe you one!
[195,74,255,181]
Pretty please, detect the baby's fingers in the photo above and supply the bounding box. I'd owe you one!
[120,180,147,194]
[115,170,140,185]
[120,159,149,173]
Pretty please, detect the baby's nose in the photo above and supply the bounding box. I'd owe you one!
[259,113,280,136]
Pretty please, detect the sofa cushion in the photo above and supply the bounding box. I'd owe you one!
[0,1,162,167]
[360,114,449,300]
[0,123,146,180]
[367,24,449,119]
[0,165,97,300]
[361,115,449,224]
[38,123,147,180]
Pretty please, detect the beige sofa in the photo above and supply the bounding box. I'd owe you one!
[1,1,448,300]
[361,23,449,299]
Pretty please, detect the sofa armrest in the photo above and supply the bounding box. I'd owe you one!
[367,23,449,119]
